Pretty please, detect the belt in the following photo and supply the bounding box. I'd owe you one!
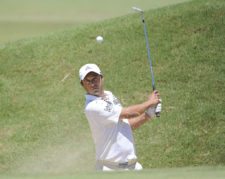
[97,159,137,168]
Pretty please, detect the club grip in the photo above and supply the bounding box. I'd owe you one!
[155,112,160,117]
[155,101,161,117]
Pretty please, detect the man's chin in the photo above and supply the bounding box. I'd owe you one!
[91,90,101,96]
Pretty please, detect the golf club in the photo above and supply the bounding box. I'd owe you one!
[132,7,161,117]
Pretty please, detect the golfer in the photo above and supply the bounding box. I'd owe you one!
[79,64,161,171]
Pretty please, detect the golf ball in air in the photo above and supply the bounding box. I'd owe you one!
[96,36,103,43]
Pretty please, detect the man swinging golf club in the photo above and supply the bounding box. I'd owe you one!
[79,63,161,171]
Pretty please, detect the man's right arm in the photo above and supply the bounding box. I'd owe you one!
[128,112,154,130]
[119,91,160,120]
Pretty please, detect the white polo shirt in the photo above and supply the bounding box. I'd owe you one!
[85,91,137,163]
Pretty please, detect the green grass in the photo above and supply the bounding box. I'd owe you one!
[0,0,191,44]
[0,0,225,177]
[1,167,225,179]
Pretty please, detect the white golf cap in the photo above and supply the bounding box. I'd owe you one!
[79,64,102,81]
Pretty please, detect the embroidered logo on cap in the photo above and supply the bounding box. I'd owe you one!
[85,66,92,71]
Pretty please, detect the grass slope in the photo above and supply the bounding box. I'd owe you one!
[0,0,224,175]
[0,0,191,44]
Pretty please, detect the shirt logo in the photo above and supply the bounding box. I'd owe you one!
[113,96,121,106]
[104,101,113,112]
[102,93,121,112]
[102,95,113,112]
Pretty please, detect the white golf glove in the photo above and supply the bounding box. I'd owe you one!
[145,107,156,118]
[146,99,162,118]
[155,102,162,117]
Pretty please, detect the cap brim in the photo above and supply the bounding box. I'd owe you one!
[80,70,101,81]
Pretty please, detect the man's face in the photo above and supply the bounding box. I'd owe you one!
[82,72,104,96]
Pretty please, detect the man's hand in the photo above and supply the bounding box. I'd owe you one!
[148,90,160,107]
[155,99,162,117]
[145,107,156,118]
[146,99,162,118]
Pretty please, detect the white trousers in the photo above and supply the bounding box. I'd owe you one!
[96,161,143,171]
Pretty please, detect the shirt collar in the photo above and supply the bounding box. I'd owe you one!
[85,91,110,104]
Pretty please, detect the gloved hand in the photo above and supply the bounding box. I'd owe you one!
[155,100,162,117]
[145,107,156,118]
[146,99,162,118]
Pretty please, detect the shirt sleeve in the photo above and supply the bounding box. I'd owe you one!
[85,99,122,126]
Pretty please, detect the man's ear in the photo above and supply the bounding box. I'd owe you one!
[80,81,84,86]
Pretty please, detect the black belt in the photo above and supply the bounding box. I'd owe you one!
[97,159,137,168]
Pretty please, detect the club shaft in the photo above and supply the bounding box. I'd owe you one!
[142,15,160,117]
[141,14,156,91]
[133,7,160,117]
[132,7,143,13]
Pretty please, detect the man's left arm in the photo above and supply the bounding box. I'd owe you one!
[119,90,160,120]
[126,112,153,130]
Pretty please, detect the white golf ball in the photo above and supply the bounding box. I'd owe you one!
[96,36,103,43]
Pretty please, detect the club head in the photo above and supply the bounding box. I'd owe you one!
[132,7,144,13]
